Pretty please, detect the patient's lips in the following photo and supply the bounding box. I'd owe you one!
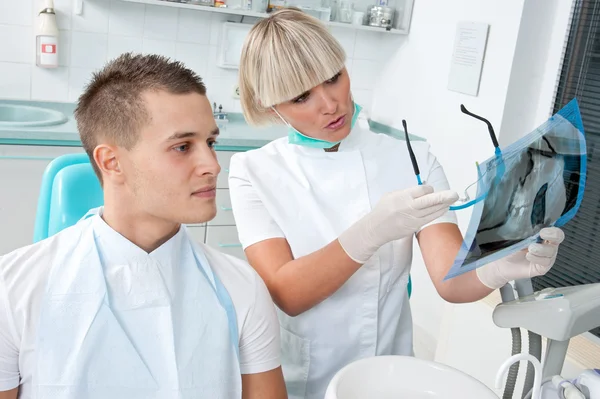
[192,185,216,198]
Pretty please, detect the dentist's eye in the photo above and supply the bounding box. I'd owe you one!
[292,92,310,103]
[326,72,342,84]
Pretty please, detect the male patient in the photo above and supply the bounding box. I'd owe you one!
[0,53,287,399]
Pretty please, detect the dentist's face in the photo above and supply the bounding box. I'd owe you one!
[274,68,353,143]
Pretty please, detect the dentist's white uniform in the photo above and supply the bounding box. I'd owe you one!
[228,123,457,399]
[0,209,280,398]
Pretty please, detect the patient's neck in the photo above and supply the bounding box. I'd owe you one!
[101,189,180,254]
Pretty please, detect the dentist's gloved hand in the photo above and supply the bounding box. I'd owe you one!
[476,227,566,290]
[339,185,459,263]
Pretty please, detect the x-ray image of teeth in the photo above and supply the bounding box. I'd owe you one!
[445,98,587,281]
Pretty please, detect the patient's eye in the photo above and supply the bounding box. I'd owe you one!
[173,143,189,152]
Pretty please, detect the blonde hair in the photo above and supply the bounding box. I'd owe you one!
[239,8,346,126]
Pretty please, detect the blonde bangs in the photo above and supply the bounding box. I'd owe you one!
[258,24,345,106]
[239,8,346,125]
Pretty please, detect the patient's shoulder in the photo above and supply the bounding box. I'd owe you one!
[199,243,259,290]
[0,222,87,289]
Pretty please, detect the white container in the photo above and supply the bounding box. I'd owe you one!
[351,11,364,25]
[324,356,499,399]
[337,0,352,23]
[251,0,268,12]
[36,0,59,68]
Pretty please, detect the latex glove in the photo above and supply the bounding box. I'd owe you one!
[339,185,459,263]
[476,227,566,290]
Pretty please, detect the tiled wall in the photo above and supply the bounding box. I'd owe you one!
[0,0,402,114]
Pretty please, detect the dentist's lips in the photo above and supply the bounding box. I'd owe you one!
[192,186,216,198]
[326,115,346,130]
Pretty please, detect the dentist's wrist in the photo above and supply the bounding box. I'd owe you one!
[476,261,511,290]
[338,212,387,264]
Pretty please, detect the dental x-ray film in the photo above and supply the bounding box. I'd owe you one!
[444,98,587,280]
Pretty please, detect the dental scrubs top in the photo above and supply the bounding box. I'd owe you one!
[228,123,457,399]
[0,211,281,398]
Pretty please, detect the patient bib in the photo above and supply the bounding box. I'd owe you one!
[33,212,241,399]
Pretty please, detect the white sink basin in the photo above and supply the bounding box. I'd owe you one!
[325,356,499,399]
[0,104,68,127]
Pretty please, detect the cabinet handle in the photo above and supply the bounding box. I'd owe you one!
[218,243,242,248]
[220,206,233,211]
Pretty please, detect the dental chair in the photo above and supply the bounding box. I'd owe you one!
[33,152,103,242]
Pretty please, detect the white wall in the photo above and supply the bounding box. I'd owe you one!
[370,0,589,393]
[0,0,403,112]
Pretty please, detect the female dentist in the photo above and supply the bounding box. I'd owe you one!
[228,8,566,399]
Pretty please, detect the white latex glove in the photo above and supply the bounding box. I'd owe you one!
[339,185,459,263]
[476,227,566,290]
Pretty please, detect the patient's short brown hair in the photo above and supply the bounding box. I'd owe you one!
[74,53,207,181]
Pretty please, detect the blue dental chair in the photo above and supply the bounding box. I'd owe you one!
[32,153,413,297]
[33,152,103,243]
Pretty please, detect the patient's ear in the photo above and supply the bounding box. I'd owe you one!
[93,144,123,184]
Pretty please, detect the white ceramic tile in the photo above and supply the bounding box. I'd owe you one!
[175,42,209,77]
[0,25,33,63]
[70,31,108,69]
[53,0,73,30]
[108,35,143,60]
[209,13,229,47]
[142,38,176,59]
[68,67,94,101]
[0,0,33,26]
[0,62,31,99]
[31,66,69,101]
[207,45,238,79]
[71,0,110,33]
[58,29,71,66]
[345,59,353,76]
[350,58,378,90]
[329,27,356,59]
[231,99,242,113]
[352,88,372,110]
[143,5,178,41]
[354,31,403,61]
[204,77,236,112]
[109,0,145,37]
[177,8,211,45]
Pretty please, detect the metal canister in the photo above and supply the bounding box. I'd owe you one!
[367,5,394,28]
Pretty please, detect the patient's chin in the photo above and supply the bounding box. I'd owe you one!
[182,206,217,225]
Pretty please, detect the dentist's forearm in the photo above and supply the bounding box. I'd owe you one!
[245,238,362,317]
[0,388,18,399]
[432,269,494,303]
[418,223,495,303]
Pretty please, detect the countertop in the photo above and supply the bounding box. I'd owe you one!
[0,99,287,150]
[0,98,423,150]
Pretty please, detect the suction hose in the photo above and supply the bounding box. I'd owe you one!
[525,330,543,397]
[514,279,542,399]
[500,284,522,399]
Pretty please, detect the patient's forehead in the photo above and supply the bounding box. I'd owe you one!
[139,91,216,141]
